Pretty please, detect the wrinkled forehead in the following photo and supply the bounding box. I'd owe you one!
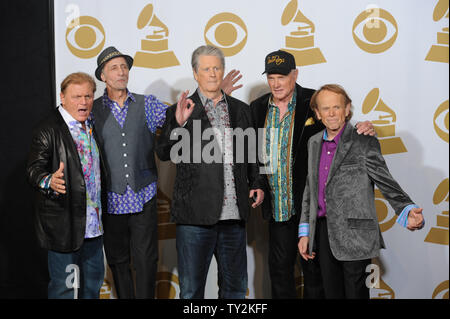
[317,90,347,106]
[198,55,224,67]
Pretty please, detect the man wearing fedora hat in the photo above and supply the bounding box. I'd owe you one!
[249,50,375,299]
[91,46,169,299]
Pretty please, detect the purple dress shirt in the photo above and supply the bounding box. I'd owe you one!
[317,125,346,218]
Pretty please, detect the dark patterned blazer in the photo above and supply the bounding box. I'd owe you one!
[300,122,415,261]
[155,90,265,225]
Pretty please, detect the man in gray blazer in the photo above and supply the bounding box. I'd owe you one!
[298,84,424,299]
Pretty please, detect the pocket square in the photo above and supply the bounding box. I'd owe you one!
[305,117,315,126]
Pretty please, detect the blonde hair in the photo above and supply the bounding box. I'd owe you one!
[60,72,96,94]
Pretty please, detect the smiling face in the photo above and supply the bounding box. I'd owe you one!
[60,82,95,123]
[314,89,351,139]
[193,55,224,97]
[100,56,129,91]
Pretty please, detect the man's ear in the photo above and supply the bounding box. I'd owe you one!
[293,68,298,81]
[193,69,198,82]
[345,103,351,117]
[314,109,321,121]
[60,92,65,107]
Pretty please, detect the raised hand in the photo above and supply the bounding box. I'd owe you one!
[221,69,243,96]
[175,90,195,126]
[50,162,66,194]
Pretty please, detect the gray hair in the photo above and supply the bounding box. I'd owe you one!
[191,45,225,72]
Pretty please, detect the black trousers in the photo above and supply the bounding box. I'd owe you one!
[315,217,371,299]
[103,197,158,299]
[268,213,324,299]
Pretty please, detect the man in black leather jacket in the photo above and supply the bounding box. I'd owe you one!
[26,72,106,299]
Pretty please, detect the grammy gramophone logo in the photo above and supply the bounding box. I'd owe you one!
[100,278,113,299]
[133,3,180,69]
[352,6,398,54]
[434,100,449,143]
[157,188,176,240]
[281,0,326,66]
[204,12,248,57]
[362,88,407,155]
[425,178,449,246]
[65,15,106,59]
[425,0,449,63]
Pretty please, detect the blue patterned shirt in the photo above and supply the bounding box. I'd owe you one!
[265,91,297,222]
[101,89,169,215]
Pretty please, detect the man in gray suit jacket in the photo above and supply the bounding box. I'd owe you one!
[298,84,424,299]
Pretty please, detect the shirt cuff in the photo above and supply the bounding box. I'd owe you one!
[298,223,310,238]
[396,204,424,228]
[39,174,52,189]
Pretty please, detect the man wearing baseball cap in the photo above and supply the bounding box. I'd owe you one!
[249,50,375,299]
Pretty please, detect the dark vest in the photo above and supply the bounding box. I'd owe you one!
[92,93,157,194]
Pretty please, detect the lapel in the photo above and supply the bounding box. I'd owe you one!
[292,84,313,162]
[326,123,354,184]
[309,132,323,192]
[189,90,240,129]
[225,94,241,129]
[256,95,271,128]
[55,107,83,173]
[188,91,210,126]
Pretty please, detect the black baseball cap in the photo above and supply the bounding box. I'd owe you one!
[262,50,296,75]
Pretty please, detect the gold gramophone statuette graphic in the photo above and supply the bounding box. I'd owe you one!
[281,0,326,66]
[100,278,113,299]
[133,3,180,69]
[362,88,407,155]
[425,0,449,63]
[425,178,449,246]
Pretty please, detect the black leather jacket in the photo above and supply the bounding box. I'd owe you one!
[26,108,106,252]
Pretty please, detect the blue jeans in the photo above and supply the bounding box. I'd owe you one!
[176,221,247,299]
[47,236,104,299]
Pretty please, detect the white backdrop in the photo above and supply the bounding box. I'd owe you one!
[54,0,449,299]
